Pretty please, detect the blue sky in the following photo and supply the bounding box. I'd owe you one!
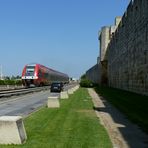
[0,0,129,78]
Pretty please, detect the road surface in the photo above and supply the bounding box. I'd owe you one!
[0,90,57,117]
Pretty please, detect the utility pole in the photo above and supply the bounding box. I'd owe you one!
[0,65,3,80]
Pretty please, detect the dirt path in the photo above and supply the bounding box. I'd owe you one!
[88,88,148,148]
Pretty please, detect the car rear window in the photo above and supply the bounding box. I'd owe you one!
[51,83,61,87]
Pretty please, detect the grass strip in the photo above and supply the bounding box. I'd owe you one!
[95,86,148,134]
[1,88,112,148]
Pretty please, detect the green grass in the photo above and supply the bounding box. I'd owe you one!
[95,86,148,134]
[1,88,112,148]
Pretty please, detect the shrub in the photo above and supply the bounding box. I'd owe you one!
[0,80,5,85]
[0,80,22,85]
[80,79,93,88]
[15,80,22,85]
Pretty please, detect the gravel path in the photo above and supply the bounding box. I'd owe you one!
[88,88,148,148]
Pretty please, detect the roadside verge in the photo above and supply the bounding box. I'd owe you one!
[88,88,148,148]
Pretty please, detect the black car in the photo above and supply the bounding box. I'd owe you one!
[50,82,64,92]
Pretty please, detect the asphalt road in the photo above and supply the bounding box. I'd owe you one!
[0,90,59,117]
[0,83,77,117]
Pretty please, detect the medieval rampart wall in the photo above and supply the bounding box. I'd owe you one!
[108,0,148,95]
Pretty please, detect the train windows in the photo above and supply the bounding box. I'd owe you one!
[26,66,35,76]
[44,73,49,79]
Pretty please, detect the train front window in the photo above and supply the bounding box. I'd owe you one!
[26,66,35,76]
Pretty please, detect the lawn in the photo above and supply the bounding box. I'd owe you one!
[1,88,112,148]
[95,86,148,134]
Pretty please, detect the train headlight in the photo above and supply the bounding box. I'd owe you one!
[35,76,38,79]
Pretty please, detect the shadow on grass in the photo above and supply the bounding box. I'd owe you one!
[93,86,148,147]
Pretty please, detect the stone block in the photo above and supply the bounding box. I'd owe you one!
[60,91,69,99]
[67,88,74,94]
[0,116,27,145]
[47,96,60,108]
[73,85,79,92]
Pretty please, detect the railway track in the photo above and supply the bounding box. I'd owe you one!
[0,86,50,98]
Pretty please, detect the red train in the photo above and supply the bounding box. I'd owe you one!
[22,63,69,87]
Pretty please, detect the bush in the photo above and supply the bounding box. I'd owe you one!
[0,80,22,85]
[80,79,93,88]
[5,79,15,85]
[15,80,22,85]
[0,80,5,85]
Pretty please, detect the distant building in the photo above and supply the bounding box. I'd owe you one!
[0,65,3,80]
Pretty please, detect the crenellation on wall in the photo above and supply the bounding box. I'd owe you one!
[127,1,133,13]
[115,17,122,27]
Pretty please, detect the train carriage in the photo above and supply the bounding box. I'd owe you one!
[22,63,69,87]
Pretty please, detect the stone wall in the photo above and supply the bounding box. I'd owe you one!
[86,64,100,84]
[108,0,148,95]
